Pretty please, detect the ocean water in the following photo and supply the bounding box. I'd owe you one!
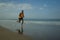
[0,20,60,40]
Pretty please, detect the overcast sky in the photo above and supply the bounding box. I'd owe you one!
[0,0,60,19]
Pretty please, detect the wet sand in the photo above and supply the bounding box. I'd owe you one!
[0,26,32,40]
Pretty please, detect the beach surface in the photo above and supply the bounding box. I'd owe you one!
[0,26,32,40]
[0,20,60,40]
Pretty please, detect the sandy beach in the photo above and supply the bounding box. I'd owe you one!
[0,26,32,40]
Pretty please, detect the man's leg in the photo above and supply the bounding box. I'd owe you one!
[19,18,21,23]
[22,18,24,24]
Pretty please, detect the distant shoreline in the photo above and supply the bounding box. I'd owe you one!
[0,19,60,21]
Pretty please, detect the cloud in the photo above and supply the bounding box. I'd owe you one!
[43,4,47,7]
[0,3,32,10]
[0,3,33,19]
[17,4,32,10]
[39,4,48,10]
[40,7,44,10]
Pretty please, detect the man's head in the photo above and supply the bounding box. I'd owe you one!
[22,10,24,13]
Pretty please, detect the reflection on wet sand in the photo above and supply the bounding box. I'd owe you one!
[18,24,23,34]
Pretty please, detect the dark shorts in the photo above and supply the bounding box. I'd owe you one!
[19,18,23,20]
[19,18,24,24]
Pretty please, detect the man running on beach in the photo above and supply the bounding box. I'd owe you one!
[18,10,24,24]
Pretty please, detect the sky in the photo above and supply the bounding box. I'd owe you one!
[0,0,60,19]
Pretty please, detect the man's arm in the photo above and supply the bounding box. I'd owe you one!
[23,13,24,18]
